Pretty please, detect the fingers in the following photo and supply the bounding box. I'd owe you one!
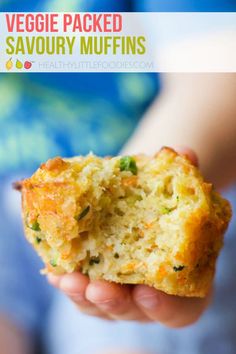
[48,273,108,319]
[133,285,212,328]
[48,273,210,326]
[86,281,150,322]
[174,146,199,167]
[48,272,89,306]
[48,274,149,321]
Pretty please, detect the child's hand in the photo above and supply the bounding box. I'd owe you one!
[48,272,212,326]
[47,148,211,327]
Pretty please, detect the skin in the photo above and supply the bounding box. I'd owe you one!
[47,147,212,326]
[123,74,236,190]
[2,73,236,352]
[47,73,236,326]
[0,317,33,354]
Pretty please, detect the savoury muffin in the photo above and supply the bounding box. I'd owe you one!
[19,147,231,297]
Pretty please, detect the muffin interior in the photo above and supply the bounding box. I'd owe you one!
[21,149,231,296]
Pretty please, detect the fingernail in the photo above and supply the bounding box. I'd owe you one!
[137,295,160,309]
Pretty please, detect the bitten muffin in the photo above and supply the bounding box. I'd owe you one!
[18,148,231,297]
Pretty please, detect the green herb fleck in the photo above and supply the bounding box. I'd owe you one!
[161,206,172,215]
[176,196,180,202]
[89,256,100,265]
[76,206,90,221]
[173,265,185,272]
[114,253,120,259]
[50,259,57,267]
[29,220,41,231]
[120,156,138,175]
[36,237,42,244]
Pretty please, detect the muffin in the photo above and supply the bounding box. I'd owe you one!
[18,147,231,297]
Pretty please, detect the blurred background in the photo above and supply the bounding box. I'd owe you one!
[1,1,236,354]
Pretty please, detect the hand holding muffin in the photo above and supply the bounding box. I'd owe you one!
[18,147,231,326]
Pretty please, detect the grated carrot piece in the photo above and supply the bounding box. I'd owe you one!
[175,252,186,262]
[61,253,71,260]
[122,176,138,187]
[138,228,145,237]
[122,262,136,271]
[144,222,154,229]
[158,264,167,277]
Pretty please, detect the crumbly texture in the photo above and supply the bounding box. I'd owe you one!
[20,148,231,297]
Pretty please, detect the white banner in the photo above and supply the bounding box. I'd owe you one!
[0,12,236,73]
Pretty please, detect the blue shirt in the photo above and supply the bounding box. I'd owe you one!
[0,1,236,353]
